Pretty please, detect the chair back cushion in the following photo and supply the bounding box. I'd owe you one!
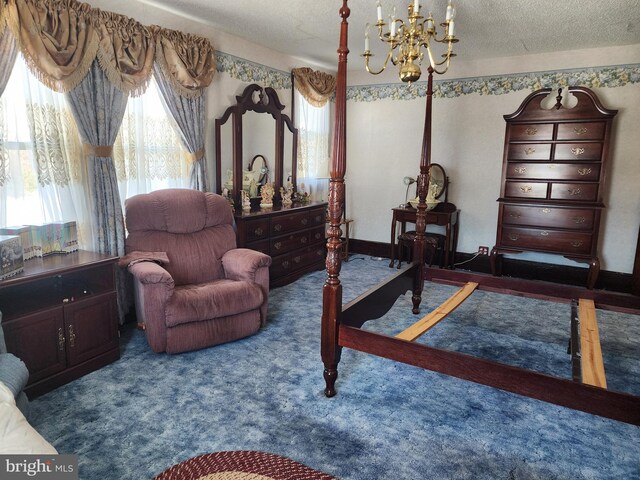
[125,189,236,286]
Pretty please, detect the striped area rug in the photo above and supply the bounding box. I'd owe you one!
[154,451,336,480]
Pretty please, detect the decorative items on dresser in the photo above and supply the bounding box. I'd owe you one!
[490,87,617,289]
[0,251,119,397]
[235,202,327,287]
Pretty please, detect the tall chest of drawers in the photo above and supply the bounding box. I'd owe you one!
[490,87,617,289]
[235,202,327,287]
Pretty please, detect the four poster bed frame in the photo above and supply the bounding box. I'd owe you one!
[320,0,640,426]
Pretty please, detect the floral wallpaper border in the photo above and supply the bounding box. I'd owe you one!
[215,52,640,102]
[346,63,640,102]
[216,51,291,90]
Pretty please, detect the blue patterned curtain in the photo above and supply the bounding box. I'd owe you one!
[153,64,207,191]
[66,60,129,320]
[0,27,17,97]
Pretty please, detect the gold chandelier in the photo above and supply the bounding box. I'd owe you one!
[363,0,459,83]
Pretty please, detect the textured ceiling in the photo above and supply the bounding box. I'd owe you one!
[94,0,640,69]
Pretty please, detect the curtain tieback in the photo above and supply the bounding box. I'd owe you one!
[187,147,205,162]
[83,143,114,158]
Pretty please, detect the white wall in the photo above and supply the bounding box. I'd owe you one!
[345,45,640,274]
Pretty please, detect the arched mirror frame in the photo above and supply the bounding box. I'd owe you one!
[427,163,448,202]
[215,84,298,206]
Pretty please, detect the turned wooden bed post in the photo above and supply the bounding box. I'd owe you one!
[322,0,350,397]
[410,67,434,313]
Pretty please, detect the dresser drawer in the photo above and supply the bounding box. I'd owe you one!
[509,124,553,141]
[308,225,325,245]
[504,181,548,199]
[271,211,310,235]
[556,122,605,140]
[270,246,325,278]
[244,219,270,242]
[508,143,551,160]
[554,143,602,160]
[245,239,270,255]
[502,204,595,230]
[307,207,326,226]
[507,162,600,181]
[501,227,593,255]
[271,231,309,255]
[550,183,598,201]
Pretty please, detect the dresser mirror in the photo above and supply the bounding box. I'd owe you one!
[215,84,298,205]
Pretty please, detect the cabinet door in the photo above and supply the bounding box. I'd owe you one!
[3,308,67,384]
[64,292,118,367]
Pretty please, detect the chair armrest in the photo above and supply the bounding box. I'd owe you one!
[128,261,175,287]
[222,248,271,283]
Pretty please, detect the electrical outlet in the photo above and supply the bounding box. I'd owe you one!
[478,246,489,255]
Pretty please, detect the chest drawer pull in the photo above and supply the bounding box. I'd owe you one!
[514,167,527,174]
[58,328,66,351]
[573,216,586,224]
[508,233,519,241]
[254,227,264,236]
[540,231,549,236]
[520,185,532,193]
[571,147,585,156]
[300,237,308,244]
[508,212,521,219]
[274,224,282,232]
[301,218,308,225]
[577,167,592,176]
[315,215,322,222]
[315,232,322,240]
[294,256,301,263]
[573,126,588,136]
[525,127,538,136]
[568,188,582,196]
[571,240,584,248]
[68,324,76,348]
[281,260,290,269]
[524,147,536,155]
[274,241,282,250]
[316,249,324,256]
[541,208,551,214]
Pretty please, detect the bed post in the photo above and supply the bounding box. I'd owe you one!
[322,0,350,398]
[411,67,434,313]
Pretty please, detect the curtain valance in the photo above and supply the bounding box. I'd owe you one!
[292,67,336,107]
[0,0,216,97]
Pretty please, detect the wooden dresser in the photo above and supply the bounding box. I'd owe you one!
[235,202,327,287]
[490,87,617,289]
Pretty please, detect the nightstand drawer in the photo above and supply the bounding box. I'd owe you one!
[557,122,605,140]
[501,227,593,255]
[507,163,600,181]
[504,181,547,199]
[502,205,595,230]
[509,124,553,141]
[550,183,598,201]
[508,143,551,160]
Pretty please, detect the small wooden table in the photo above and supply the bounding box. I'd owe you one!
[390,203,460,269]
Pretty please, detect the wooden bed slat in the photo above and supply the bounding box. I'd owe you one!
[578,298,607,389]
[396,282,478,341]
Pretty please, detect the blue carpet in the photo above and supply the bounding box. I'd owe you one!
[29,256,640,479]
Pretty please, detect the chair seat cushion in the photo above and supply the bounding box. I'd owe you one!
[165,279,265,328]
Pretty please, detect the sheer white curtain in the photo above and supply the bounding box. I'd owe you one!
[294,89,330,202]
[0,56,91,246]
[113,77,190,208]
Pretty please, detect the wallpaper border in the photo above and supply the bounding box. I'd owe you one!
[215,51,291,90]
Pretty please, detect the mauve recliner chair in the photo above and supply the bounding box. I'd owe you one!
[124,189,271,353]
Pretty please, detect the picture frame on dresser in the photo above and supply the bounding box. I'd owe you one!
[490,87,617,289]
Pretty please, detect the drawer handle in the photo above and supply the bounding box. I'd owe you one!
[294,256,301,263]
[508,233,519,241]
[571,147,585,156]
[514,167,526,174]
[524,147,536,155]
[573,126,588,136]
[525,127,538,136]
[274,241,282,250]
[274,224,282,232]
[540,231,549,236]
[568,188,582,196]
[316,249,324,256]
[301,218,308,225]
[315,232,322,240]
[254,227,263,236]
[508,212,521,219]
[571,240,584,247]
[573,216,586,224]
[520,186,532,193]
[68,324,76,348]
[282,260,290,269]
[315,215,322,222]
[541,208,551,214]
[58,328,66,351]
[577,167,592,176]
[300,237,308,244]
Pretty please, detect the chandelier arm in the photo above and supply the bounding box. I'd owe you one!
[364,49,394,76]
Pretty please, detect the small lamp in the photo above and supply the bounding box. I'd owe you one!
[401,176,416,207]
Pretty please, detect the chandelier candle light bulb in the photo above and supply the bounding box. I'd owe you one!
[362,0,460,83]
